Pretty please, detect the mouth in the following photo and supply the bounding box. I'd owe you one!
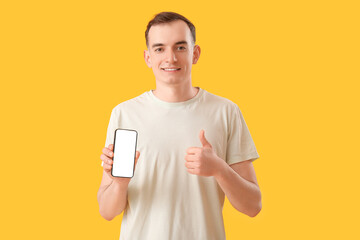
[161,67,181,72]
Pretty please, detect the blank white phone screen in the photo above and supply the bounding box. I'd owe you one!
[112,129,137,178]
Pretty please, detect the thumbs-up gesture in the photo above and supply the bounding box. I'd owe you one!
[185,130,225,177]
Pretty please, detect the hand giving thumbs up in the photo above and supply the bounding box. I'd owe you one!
[184,130,225,177]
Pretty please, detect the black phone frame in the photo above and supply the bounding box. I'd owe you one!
[111,128,138,178]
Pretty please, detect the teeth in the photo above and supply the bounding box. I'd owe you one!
[162,68,180,71]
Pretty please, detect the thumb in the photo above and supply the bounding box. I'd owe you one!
[134,151,140,169]
[199,130,212,148]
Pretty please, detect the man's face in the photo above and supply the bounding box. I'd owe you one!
[144,20,200,85]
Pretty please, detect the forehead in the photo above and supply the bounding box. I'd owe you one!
[148,20,192,46]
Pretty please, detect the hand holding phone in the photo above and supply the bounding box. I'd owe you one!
[101,128,140,180]
[112,128,138,178]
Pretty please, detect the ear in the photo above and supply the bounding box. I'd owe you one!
[192,45,201,64]
[144,49,152,68]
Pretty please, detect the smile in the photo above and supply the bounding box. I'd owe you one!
[161,68,181,72]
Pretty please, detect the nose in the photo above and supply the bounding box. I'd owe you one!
[165,48,177,63]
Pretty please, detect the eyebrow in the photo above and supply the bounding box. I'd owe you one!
[151,41,188,49]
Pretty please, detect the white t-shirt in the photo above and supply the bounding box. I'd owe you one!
[104,87,259,240]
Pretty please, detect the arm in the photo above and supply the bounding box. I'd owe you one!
[185,130,261,217]
[97,171,129,221]
[214,159,262,217]
[97,144,140,221]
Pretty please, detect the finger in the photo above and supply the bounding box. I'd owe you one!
[184,161,197,169]
[104,164,112,173]
[184,154,197,162]
[101,159,113,171]
[108,144,114,150]
[134,151,140,168]
[186,147,202,155]
[199,129,212,148]
[101,160,112,169]
[100,154,113,165]
[102,147,113,158]
[186,168,199,175]
[103,162,112,171]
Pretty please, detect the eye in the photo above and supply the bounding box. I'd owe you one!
[155,48,163,52]
[178,46,186,50]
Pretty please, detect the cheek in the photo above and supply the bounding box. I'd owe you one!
[149,56,160,67]
[183,64,192,73]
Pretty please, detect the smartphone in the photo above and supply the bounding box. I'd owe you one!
[111,128,138,178]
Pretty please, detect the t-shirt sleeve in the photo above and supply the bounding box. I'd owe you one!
[226,104,260,165]
[101,108,119,167]
[104,107,119,148]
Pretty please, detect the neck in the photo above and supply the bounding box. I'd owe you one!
[152,81,199,103]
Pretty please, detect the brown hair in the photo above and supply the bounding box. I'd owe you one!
[145,12,196,48]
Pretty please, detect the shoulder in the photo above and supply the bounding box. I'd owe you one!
[111,91,148,113]
[202,90,239,111]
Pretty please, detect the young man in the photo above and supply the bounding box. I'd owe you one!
[97,12,261,240]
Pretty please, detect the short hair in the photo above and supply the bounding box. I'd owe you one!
[145,12,196,48]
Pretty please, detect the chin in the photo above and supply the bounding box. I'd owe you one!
[158,77,183,84]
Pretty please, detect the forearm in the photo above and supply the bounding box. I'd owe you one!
[214,161,262,217]
[97,181,129,221]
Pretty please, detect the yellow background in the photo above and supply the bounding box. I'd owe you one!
[1,0,359,239]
